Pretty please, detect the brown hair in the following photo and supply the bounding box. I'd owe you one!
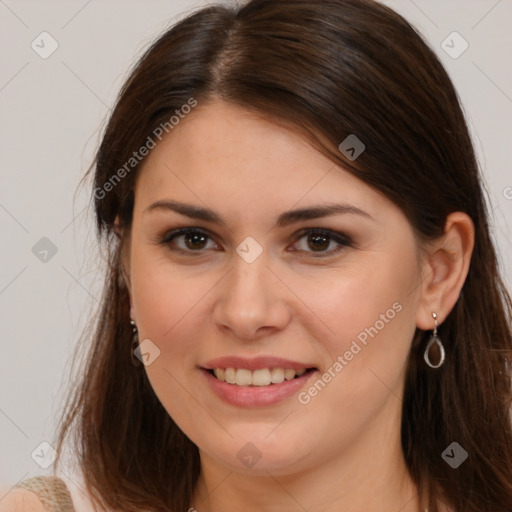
[54,0,512,510]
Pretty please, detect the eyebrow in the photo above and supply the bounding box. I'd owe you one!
[143,200,373,227]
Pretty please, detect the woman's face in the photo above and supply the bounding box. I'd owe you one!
[127,100,426,475]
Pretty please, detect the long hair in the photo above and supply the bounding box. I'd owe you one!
[53,0,512,510]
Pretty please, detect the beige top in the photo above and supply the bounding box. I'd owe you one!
[13,476,76,512]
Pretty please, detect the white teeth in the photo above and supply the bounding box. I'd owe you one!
[284,369,296,380]
[235,368,252,386]
[225,367,236,384]
[252,369,271,386]
[270,367,285,384]
[213,368,225,381]
[212,367,310,386]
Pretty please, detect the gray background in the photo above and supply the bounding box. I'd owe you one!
[1,0,511,490]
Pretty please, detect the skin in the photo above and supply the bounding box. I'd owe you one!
[122,100,474,512]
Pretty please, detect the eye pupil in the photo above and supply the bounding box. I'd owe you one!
[308,234,330,251]
[186,233,207,249]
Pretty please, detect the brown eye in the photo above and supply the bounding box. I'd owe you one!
[307,233,331,252]
[160,228,217,253]
[291,229,352,257]
[183,231,209,250]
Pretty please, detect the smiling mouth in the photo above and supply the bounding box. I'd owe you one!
[208,367,317,387]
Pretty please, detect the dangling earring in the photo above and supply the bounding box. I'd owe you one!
[424,312,445,369]
[130,319,142,367]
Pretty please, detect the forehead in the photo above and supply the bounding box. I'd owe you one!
[133,100,388,225]
[141,101,327,179]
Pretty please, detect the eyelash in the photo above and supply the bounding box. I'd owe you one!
[158,227,353,258]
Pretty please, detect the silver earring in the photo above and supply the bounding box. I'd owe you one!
[130,320,141,366]
[424,312,445,368]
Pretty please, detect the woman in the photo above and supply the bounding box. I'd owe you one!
[5,0,512,510]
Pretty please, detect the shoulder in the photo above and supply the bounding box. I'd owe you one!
[0,476,76,512]
[0,487,47,511]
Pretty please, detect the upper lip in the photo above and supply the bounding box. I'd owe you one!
[202,356,316,371]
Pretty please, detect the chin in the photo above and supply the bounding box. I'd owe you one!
[198,429,314,475]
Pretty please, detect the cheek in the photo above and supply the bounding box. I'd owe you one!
[131,256,213,347]
[299,250,417,346]
[286,255,419,455]
[129,247,217,431]
[300,248,420,413]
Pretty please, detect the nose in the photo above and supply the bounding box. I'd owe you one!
[212,253,291,340]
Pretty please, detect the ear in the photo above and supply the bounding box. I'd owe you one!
[114,214,133,303]
[113,215,122,239]
[416,211,475,330]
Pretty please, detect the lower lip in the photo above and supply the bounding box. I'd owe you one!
[201,368,318,407]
